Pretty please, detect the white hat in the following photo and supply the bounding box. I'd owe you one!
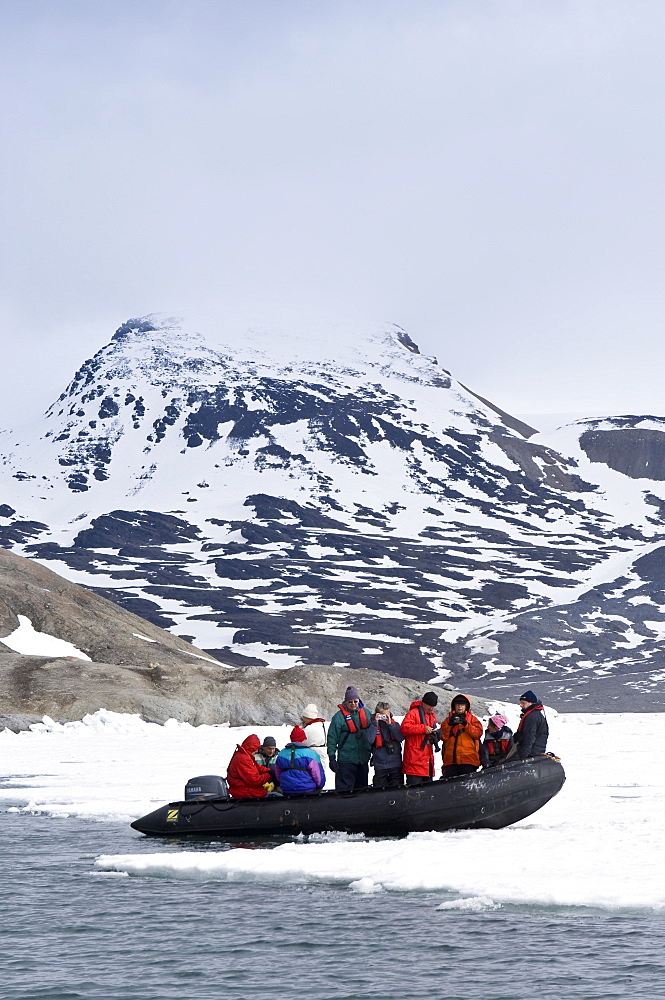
[302,703,319,719]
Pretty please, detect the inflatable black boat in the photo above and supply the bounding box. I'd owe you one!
[131,755,565,839]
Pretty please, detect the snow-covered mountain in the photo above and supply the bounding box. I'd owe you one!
[2,316,665,707]
[456,414,665,708]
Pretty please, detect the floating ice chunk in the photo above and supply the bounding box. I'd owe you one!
[349,877,382,893]
[437,896,501,911]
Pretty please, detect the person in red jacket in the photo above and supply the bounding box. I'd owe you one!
[401,692,439,786]
[227,734,274,798]
[440,694,483,779]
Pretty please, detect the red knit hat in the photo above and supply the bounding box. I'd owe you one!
[290,726,307,743]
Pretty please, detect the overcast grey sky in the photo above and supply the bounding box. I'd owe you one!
[2,0,665,429]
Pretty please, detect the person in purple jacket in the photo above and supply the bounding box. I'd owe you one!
[274,726,326,794]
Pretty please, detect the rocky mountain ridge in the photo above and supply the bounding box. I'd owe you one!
[0,546,480,729]
[2,316,665,709]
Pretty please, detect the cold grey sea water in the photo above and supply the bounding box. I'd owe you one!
[1,811,664,1000]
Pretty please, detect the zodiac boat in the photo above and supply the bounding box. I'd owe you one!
[131,755,565,838]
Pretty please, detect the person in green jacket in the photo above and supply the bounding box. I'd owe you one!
[326,685,372,792]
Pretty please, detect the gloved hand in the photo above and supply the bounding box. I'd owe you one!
[329,754,337,773]
[263,782,275,793]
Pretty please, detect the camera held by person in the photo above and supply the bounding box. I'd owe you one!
[366,701,404,788]
[421,726,442,751]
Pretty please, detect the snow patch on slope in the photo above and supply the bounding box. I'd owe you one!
[1,615,91,660]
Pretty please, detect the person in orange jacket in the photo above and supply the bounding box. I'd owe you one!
[401,691,439,786]
[440,694,483,779]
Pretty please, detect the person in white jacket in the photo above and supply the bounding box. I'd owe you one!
[300,703,327,754]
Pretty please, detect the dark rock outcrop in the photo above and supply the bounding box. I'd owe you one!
[580,427,665,480]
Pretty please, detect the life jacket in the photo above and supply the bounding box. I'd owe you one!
[486,734,512,757]
[372,718,394,748]
[337,704,369,733]
[516,703,544,735]
[448,714,467,760]
[302,718,327,749]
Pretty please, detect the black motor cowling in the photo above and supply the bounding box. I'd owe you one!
[184,775,229,801]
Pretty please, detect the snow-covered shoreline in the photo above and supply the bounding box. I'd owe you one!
[1,709,663,911]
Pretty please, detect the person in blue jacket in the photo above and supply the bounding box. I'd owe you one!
[274,727,326,794]
[365,701,404,788]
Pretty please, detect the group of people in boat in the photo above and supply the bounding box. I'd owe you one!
[225,686,549,798]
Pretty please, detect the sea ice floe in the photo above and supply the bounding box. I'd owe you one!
[349,877,383,893]
[437,896,501,912]
[1,710,664,911]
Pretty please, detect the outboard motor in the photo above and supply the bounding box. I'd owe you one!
[184,775,229,801]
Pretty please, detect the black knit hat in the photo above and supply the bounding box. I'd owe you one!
[520,690,538,704]
[422,691,438,706]
[261,736,277,747]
